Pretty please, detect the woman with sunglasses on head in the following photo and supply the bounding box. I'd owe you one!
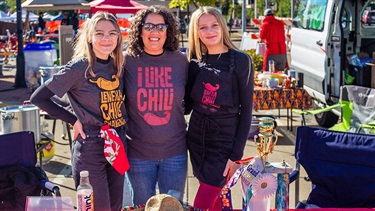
[123,5,189,205]
[31,12,127,210]
[185,6,254,210]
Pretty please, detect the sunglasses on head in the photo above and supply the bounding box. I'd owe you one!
[142,23,169,32]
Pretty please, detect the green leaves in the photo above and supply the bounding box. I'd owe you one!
[169,0,221,9]
[244,49,264,72]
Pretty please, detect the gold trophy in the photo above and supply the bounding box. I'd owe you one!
[254,117,278,169]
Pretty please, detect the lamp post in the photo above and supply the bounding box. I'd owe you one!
[232,0,235,20]
[14,0,26,88]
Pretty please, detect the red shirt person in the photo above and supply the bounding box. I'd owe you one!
[259,9,288,72]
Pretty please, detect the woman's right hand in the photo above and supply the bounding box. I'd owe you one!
[73,119,86,140]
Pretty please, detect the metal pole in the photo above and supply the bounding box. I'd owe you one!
[229,0,234,35]
[232,0,235,19]
[291,0,295,19]
[15,0,26,88]
[255,0,258,19]
[242,0,246,33]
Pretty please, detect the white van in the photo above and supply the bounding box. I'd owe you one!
[290,0,375,127]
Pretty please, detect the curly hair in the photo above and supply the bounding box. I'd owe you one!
[126,5,180,57]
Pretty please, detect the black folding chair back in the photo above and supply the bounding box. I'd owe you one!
[294,126,375,208]
[0,131,60,210]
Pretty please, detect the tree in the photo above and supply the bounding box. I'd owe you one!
[169,0,224,10]
[5,0,27,13]
[257,0,291,17]
[0,0,7,12]
[221,0,230,15]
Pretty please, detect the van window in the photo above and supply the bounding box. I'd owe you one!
[293,0,328,31]
[361,1,375,28]
[341,9,348,28]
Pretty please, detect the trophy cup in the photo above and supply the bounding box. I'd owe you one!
[254,117,278,169]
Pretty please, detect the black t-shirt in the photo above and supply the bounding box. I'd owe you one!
[38,17,45,30]
[61,18,70,26]
[70,17,79,30]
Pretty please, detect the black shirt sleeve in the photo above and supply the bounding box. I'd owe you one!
[229,51,254,161]
[184,61,199,115]
[30,84,77,125]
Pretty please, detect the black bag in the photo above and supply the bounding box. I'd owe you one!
[0,165,44,210]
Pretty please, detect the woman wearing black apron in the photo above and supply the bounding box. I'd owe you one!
[185,6,255,210]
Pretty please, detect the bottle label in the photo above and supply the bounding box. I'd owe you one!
[77,191,94,211]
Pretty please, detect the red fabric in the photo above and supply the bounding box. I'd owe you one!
[89,0,147,14]
[270,209,375,211]
[100,125,130,175]
[260,16,287,71]
[194,181,222,210]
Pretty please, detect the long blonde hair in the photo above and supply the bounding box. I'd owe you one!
[72,11,124,78]
[188,6,237,62]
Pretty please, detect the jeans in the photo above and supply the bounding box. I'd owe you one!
[122,173,133,207]
[126,153,187,205]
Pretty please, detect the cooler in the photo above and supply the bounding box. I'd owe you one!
[24,43,57,89]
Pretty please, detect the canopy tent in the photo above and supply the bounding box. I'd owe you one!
[10,10,39,21]
[22,0,91,11]
[0,10,14,21]
[0,10,9,18]
[52,13,64,21]
[42,12,56,21]
[89,0,147,14]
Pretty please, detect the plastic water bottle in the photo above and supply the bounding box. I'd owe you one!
[76,171,94,211]
[268,60,275,73]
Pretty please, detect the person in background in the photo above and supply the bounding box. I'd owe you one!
[38,12,45,34]
[61,13,70,25]
[259,8,288,72]
[30,12,128,211]
[185,6,254,210]
[123,5,189,206]
[70,12,79,35]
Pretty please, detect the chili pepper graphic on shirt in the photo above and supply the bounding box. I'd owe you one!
[90,75,126,128]
[136,66,173,126]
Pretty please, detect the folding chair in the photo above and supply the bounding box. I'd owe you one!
[291,126,375,208]
[0,131,60,210]
[291,86,375,204]
[293,85,375,133]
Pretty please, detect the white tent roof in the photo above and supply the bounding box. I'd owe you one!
[10,10,39,21]
[42,12,55,21]
[0,10,15,21]
[22,0,90,11]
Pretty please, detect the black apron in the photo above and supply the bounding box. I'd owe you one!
[187,50,240,188]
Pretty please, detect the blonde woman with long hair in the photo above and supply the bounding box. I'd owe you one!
[185,6,254,210]
[31,12,128,210]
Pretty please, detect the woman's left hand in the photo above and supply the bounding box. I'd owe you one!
[223,159,234,177]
